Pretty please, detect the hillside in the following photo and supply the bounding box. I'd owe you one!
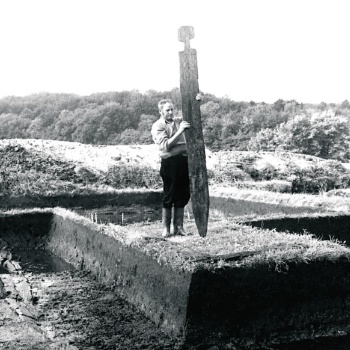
[1,139,350,199]
[0,139,162,172]
[0,138,345,174]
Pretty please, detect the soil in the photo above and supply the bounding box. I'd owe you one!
[1,244,186,350]
[2,268,350,350]
[74,204,161,225]
[0,270,186,350]
[2,200,350,349]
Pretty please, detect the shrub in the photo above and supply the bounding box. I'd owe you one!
[336,175,350,189]
[208,167,251,185]
[326,189,350,197]
[291,176,336,194]
[74,166,100,184]
[233,180,292,193]
[105,164,162,189]
[247,163,279,181]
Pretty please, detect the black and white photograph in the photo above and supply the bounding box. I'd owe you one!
[1,0,350,349]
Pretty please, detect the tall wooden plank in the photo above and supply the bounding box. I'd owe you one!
[178,26,209,237]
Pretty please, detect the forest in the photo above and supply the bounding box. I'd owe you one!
[1,89,350,161]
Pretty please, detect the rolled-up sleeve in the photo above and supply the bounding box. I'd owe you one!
[151,120,169,151]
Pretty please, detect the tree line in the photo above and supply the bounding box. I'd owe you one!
[1,89,350,160]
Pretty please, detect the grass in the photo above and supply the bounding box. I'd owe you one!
[55,208,350,272]
[2,138,350,211]
[4,207,350,273]
[0,141,162,195]
[0,139,162,172]
[2,138,350,273]
[210,186,350,213]
[123,217,350,271]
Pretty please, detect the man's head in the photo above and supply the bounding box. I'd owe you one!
[158,99,174,122]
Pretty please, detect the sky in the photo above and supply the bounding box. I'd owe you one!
[0,0,349,104]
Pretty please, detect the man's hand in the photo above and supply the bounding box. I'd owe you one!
[178,120,190,133]
[166,120,191,150]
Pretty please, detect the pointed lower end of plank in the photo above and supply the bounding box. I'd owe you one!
[194,217,208,237]
[197,227,208,238]
[193,208,209,237]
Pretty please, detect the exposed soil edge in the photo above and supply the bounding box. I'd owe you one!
[47,212,192,336]
[2,210,350,348]
[210,196,327,218]
[245,214,350,244]
[0,190,162,209]
[186,261,350,347]
[0,191,332,226]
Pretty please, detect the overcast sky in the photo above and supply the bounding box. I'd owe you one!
[0,0,349,104]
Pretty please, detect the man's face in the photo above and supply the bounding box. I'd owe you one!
[160,102,174,122]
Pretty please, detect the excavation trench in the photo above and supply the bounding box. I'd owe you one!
[0,210,181,350]
[2,199,350,349]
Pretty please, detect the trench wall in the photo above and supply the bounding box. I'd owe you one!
[1,192,326,220]
[0,210,192,335]
[210,196,325,218]
[0,191,163,209]
[34,211,350,346]
[0,211,53,249]
[3,210,350,347]
[246,215,350,244]
[186,261,350,346]
[46,214,192,335]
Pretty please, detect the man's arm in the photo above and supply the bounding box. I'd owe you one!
[152,120,190,151]
[151,122,168,151]
[166,121,190,150]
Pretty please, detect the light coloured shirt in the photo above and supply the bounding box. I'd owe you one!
[151,118,187,159]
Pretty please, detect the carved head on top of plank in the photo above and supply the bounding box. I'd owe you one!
[178,26,195,51]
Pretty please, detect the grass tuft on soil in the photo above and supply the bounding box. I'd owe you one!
[2,207,349,274]
[47,208,350,273]
[2,206,350,289]
[125,218,350,272]
[210,185,350,213]
[2,139,350,276]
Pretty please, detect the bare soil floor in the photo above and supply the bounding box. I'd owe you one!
[3,266,350,350]
[0,270,184,350]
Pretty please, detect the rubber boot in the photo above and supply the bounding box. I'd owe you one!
[173,207,186,236]
[162,208,172,237]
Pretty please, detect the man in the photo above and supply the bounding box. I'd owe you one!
[151,99,191,237]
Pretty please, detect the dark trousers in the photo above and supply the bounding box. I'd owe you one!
[160,155,190,209]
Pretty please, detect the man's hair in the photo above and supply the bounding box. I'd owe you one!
[158,99,173,112]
